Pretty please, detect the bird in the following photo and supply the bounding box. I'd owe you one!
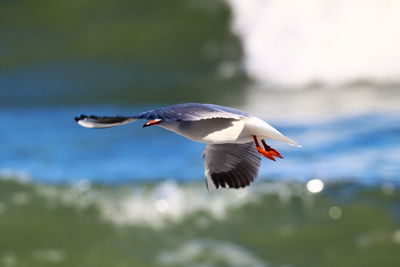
[75,103,300,190]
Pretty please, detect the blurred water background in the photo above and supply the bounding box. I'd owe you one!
[1,0,400,266]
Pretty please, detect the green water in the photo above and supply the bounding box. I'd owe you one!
[1,178,399,267]
[0,0,246,106]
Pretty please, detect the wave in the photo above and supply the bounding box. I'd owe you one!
[33,179,306,228]
[226,0,400,87]
[3,176,398,228]
[1,178,399,266]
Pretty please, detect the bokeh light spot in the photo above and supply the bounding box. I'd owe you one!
[0,202,6,215]
[329,206,342,220]
[306,179,324,193]
[382,183,395,196]
[75,179,91,192]
[393,230,400,244]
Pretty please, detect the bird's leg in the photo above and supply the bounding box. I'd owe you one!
[252,135,283,161]
[261,139,283,159]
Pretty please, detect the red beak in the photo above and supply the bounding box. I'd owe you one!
[143,119,162,127]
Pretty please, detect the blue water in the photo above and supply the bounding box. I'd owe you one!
[1,107,399,184]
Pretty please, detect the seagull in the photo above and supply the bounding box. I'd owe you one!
[75,103,300,190]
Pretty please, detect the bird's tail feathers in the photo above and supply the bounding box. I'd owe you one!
[278,135,302,147]
[75,115,137,128]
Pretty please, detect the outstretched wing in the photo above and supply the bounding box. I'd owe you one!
[136,103,249,122]
[75,103,249,129]
[75,115,137,128]
[203,142,261,189]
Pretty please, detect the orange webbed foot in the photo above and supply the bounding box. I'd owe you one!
[256,146,277,161]
[261,140,283,159]
[252,135,284,161]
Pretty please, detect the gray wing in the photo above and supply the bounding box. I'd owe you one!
[203,142,261,189]
[136,103,250,122]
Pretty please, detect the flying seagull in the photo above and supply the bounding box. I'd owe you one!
[75,103,300,189]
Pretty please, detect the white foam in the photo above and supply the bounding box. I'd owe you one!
[32,249,65,264]
[34,180,307,228]
[242,85,400,121]
[157,239,267,267]
[226,0,400,86]
[0,168,31,183]
[356,230,388,248]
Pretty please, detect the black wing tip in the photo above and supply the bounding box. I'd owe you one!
[74,114,90,122]
[75,114,84,122]
[210,171,253,189]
